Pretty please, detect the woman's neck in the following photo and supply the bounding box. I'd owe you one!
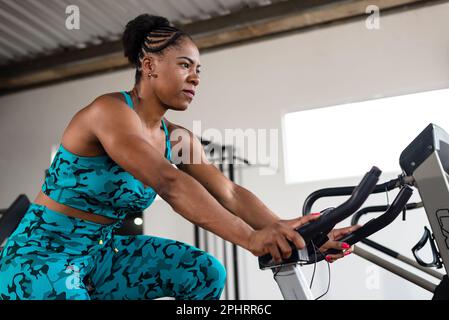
[131,84,166,131]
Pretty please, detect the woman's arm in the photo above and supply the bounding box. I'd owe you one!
[170,124,279,230]
[164,169,256,250]
[89,95,254,250]
[171,124,355,262]
[222,184,281,230]
[179,159,280,230]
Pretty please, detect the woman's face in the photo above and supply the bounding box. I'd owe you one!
[144,38,201,111]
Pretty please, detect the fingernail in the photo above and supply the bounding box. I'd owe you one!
[344,251,351,256]
[311,212,321,216]
[342,243,350,249]
[325,255,331,262]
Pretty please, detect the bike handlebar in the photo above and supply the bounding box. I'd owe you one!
[324,185,413,256]
[258,166,381,269]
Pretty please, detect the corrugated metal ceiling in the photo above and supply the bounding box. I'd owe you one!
[0,0,285,66]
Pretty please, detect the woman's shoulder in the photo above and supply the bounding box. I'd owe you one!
[60,92,140,156]
[164,118,190,135]
[164,119,199,147]
[83,91,140,125]
[87,92,129,113]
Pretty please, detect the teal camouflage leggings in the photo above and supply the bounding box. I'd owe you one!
[0,203,226,300]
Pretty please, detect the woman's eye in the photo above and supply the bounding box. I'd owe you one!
[182,63,190,68]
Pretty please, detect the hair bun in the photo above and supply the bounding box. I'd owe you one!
[122,14,170,66]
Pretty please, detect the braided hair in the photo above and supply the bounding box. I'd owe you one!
[122,14,192,83]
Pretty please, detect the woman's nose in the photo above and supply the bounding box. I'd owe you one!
[189,73,200,86]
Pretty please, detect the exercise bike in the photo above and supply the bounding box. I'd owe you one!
[258,123,449,300]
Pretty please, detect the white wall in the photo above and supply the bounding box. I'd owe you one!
[1,2,449,299]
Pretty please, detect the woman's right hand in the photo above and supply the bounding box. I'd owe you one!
[247,213,321,263]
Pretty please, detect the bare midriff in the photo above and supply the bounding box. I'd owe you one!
[33,190,117,225]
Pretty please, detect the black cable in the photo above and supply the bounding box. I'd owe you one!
[310,241,331,300]
[309,240,318,289]
[271,241,331,300]
[272,259,282,278]
[315,259,331,300]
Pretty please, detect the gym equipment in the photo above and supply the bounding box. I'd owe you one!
[349,203,445,292]
[259,123,449,300]
[259,167,413,299]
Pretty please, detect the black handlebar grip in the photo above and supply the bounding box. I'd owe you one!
[297,166,381,244]
[324,186,413,256]
[258,167,381,269]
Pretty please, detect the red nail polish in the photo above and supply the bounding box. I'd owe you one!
[325,255,331,261]
[344,251,351,256]
[311,212,321,216]
[342,243,350,249]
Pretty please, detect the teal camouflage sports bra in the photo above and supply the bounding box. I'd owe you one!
[41,91,172,220]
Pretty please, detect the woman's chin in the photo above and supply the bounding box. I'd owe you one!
[175,103,189,111]
[166,102,189,111]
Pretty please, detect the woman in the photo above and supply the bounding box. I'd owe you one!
[0,14,357,300]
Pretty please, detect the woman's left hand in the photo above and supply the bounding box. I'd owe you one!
[319,224,362,263]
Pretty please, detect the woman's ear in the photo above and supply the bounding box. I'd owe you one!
[141,56,156,74]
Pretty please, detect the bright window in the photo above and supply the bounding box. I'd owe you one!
[283,88,449,184]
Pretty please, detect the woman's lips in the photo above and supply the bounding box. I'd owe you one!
[182,90,194,99]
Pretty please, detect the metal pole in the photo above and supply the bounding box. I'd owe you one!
[218,162,229,300]
[228,161,240,300]
[361,238,444,280]
[354,245,437,293]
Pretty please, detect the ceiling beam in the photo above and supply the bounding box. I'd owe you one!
[0,0,447,95]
